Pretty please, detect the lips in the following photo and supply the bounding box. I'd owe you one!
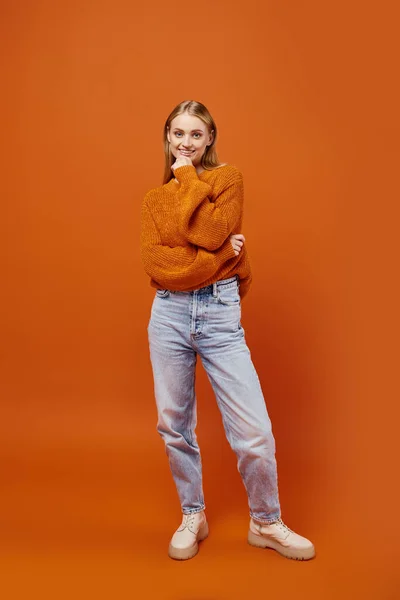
[179,150,194,155]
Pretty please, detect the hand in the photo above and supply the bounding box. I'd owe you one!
[171,154,193,173]
[230,233,245,256]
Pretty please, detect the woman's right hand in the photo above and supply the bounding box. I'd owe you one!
[230,233,245,256]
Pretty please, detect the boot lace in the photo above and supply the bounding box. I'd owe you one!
[273,518,294,534]
[179,513,196,533]
[184,514,195,528]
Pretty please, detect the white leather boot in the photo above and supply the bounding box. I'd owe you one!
[248,517,315,560]
[168,510,209,560]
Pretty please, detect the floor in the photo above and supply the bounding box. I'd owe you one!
[1,422,396,600]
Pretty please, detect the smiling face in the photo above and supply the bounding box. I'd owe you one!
[167,112,214,167]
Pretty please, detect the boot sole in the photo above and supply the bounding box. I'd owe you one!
[168,522,209,561]
[247,530,316,561]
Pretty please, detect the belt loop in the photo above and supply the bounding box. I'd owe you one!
[213,281,217,297]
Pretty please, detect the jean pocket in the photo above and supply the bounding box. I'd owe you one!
[155,289,170,298]
[217,284,241,306]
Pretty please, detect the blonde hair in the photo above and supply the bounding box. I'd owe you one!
[162,100,222,184]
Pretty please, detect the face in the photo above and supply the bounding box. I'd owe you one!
[167,113,213,166]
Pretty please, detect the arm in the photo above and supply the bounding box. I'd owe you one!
[174,165,244,251]
[140,198,237,289]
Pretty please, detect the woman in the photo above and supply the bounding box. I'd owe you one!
[140,100,315,561]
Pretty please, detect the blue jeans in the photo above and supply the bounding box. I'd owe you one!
[147,275,281,524]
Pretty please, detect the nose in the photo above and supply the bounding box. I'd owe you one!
[183,135,192,148]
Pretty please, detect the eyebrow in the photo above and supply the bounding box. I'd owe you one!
[173,128,204,133]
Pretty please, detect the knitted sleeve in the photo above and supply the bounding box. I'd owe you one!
[140,199,237,288]
[173,165,243,251]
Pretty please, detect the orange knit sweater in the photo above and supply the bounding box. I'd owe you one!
[139,163,253,299]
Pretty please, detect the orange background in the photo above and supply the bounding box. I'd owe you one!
[1,1,399,598]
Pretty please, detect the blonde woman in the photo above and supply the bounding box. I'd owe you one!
[140,100,315,561]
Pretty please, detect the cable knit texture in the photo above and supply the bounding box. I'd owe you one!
[140,163,253,299]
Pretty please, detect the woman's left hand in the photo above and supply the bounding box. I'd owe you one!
[171,155,193,172]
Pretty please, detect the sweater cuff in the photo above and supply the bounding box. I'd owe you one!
[173,164,199,184]
[218,237,237,262]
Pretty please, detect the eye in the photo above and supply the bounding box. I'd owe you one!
[173,131,202,139]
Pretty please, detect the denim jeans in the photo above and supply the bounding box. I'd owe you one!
[147,275,281,524]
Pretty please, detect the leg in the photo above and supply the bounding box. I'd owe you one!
[199,321,280,524]
[148,312,205,514]
[194,279,314,558]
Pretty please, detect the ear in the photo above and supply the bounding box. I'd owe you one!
[166,126,170,144]
[208,129,214,145]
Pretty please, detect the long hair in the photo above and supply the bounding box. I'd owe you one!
[162,100,222,185]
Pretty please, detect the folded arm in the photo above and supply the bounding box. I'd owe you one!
[140,198,237,289]
[173,165,244,251]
